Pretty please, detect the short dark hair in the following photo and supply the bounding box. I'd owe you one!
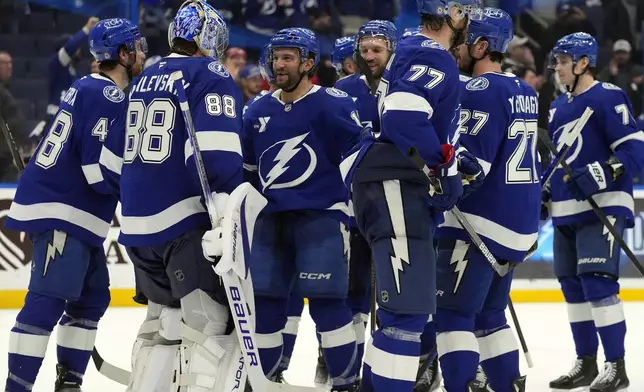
[98,45,130,72]
[489,52,504,64]
[171,38,198,56]
[420,14,445,32]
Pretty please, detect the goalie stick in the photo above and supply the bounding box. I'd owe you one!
[170,71,327,392]
[537,127,644,278]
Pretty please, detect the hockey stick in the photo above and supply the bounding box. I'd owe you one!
[90,348,130,385]
[408,148,511,277]
[370,263,377,335]
[170,71,326,392]
[507,299,533,368]
[537,128,644,278]
[540,107,594,188]
[0,113,25,172]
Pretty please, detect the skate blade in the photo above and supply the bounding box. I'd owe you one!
[551,387,590,392]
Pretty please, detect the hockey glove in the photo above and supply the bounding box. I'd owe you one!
[564,158,624,201]
[541,182,551,220]
[426,144,464,211]
[201,192,230,263]
[457,148,485,199]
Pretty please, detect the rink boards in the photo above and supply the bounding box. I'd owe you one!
[1,185,644,308]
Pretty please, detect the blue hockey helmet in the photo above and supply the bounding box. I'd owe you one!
[356,20,398,52]
[89,18,146,62]
[168,0,229,58]
[269,28,320,67]
[466,7,513,53]
[402,27,422,39]
[331,36,356,74]
[550,32,598,68]
[258,44,275,83]
[417,0,484,21]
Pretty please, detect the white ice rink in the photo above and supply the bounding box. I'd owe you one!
[1,302,643,392]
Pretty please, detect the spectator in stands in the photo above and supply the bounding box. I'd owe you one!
[30,16,99,141]
[238,64,263,105]
[598,39,643,116]
[505,36,536,70]
[0,53,28,181]
[0,51,11,87]
[224,47,247,81]
[505,63,542,92]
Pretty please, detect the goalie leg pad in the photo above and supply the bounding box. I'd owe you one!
[174,324,246,391]
[127,303,182,392]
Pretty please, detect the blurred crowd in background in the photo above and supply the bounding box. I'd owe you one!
[0,0,643,183]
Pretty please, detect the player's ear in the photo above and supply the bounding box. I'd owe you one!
[477,40,489,56]
[303,58,314,73]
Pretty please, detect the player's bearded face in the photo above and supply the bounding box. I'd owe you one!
[358,38,390,79]
[272,48,312,90]
[130,40,147,78]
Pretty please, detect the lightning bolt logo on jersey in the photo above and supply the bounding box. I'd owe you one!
[43,230,67,276]
[548,82,644,227]
[242,85,362,224]
[259,132,317,191]
[603,216,617,258]
[449,240,469,294]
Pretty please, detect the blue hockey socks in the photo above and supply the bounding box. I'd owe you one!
[6,292,65,392]
[591,296,626,361]
[561,277,599,358]
[279,295,304,373]
[254,296,287,378]
[437,330,479,392]
[309,298,357,389]
[363,309,426,392]
[477,325,520,391]
[55,304,105,384]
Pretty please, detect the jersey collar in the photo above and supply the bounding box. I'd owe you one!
[271,85,321,106]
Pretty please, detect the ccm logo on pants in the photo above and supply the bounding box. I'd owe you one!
[300,272,332,280]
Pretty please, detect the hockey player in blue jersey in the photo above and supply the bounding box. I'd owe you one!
[332,19,397,389]
[100,2,246,391]
[339,1,484,391]
[3,18,146,392]
[544,32,644,392]
[431,8,537,392]
[241,27,363,391]
[332,36,358,79]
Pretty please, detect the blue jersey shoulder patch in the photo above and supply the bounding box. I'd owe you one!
[208,61,230,78]
[103,85,125,103]
[466,77,490,91]
[326,87,348,98]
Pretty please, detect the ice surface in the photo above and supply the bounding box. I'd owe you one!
[1,302,643,391]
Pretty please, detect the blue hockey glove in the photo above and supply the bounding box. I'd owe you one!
[564,158,623,201]
[457,148,485,199]
[541,182,551,220]
[427,144,463,211]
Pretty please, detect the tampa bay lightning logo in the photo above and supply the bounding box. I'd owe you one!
[422,40,443,49]
[208,61,230,78]
[258,133,317,191]
[466,77,489,91]
[103,85,125,103]
[553,118,584,165]
[326,88,348,98]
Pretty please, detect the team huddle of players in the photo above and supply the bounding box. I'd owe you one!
[3,0,644,391]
